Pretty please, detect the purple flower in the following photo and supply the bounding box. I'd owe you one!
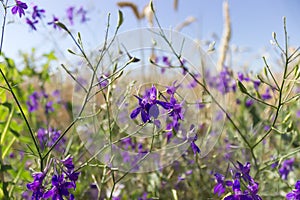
[236,161,252,182]
[130,85,168,123]
[296,110,300,118]
[37,128,65,151]
[190,135,200,156]
[26,91,39,112]
[48,16,59,29]
[26,18,38,30]
[61,157,75,172]
[121,138,135,149]
[43,174,75,199]
[245,99,254,107]
[27,172,46,199]
[286,180,300,200]
[162,56,171,66]
[261,88,272,100]
[77,6,89,23]
[237,72,245,81]
[66,6,75,25]
[166,81,179,95]
[188,73,200,88]
[61,157,80,184]
[214,173,231,196]
[32,5,45,19]
[279,158,295,180]
[196,101,205,109]
[165,96,184,127]
[98,74,109,89]
[252,80,261,90]
[45,101,54,114]
[11,0,28,18]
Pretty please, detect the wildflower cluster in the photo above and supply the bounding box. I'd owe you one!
[26,90,61,114]
[37,127,65,152]
[26,157,80,199]
[214,161,262,200]
[11,1,88,30]
[286,180,300,200]
[130,84,200,156]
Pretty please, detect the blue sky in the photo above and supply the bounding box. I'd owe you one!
[2,0,300,69]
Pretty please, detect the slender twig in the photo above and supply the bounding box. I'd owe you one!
[253,18,289,149]
[262,57,280,90]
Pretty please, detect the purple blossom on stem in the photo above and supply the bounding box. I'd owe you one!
[286,180,300,200]
[48,16,59,29]
[245,99,254,107]
[214,173,232,196]
[27,172,46,199]
[162,56,171,66]
[279,158,295,180]
[190,134,200,156]
[130,85,168,123]
[252,80,261,90]
[37,128,65,151]
[26,91,39,112]
[43,174,75,199]
[61,157,80,184]
[77,6,89,23]
[32,5,45,19]
[11,0,28,18]
[166,81,179,95]
[66,6,75,25]
[261,88,272,100]
[165,96,184,127]
[26,18,38,30]
[45,101,54,114]
[296,110,300,118]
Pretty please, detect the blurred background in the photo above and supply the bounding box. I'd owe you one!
[2,0,300,71]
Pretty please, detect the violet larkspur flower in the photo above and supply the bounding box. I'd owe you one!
[261,88,272,100]
[66,6,75,25]
[214,173,232,196]
[26,91,39,112]
[165,96,184,127]
[245,99,254,107]
[166,81,179,95]
[296,110,300,118]
[252,80,261,90]
[32,5,45,19]
[286,180,300,200]
[43,174,75,199]
[190,134,200,156]
[215,161,262,200]
[279,158,295,180]
[26,18,38,31]
[61,157,80,184]
[236,161,252,182]
[130,85,168,123]
[11,0,28,18]
[27,172,46,199]
[45,101,54,114]
[37,128,65,151]
[77,6,89,23]
[48,16,59,29]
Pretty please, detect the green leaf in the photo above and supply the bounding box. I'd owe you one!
[67,49,76,55]
[55,21,70,33]
[77,32,82,46]
[237,81,248,94]
[0,164,12,172]
[150,0,154,12]
[9,128,20,138]
[117,10,124,28]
